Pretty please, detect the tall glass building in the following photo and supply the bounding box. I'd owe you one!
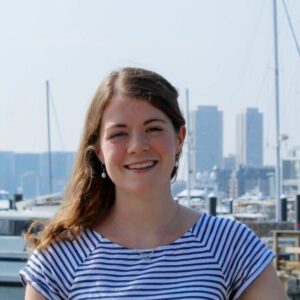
[193,106,223,173]
[236,108,263,167]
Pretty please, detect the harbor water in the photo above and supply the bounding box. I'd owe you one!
[0,237,26,300]
[0,286,24,300]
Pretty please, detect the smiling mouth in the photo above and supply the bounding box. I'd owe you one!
[125,161,157,170]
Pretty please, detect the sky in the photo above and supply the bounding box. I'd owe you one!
[1,0,300,170]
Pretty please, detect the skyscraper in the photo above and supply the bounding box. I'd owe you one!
[236,108,263,167]
[193,106,223,173]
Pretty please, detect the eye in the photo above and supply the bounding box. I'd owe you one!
[147,127,162,132]
[147,127,163,134]
[110,132,127,139]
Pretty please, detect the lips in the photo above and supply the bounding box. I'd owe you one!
[125,161,157,170]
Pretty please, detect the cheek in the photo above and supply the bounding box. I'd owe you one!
[153,137,177,157]
[101,144,124,165]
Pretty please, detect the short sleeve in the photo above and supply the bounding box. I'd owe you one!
[228,222,275,299]
[19,249,62,300]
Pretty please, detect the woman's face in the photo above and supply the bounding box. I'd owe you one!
[97,93,185,194]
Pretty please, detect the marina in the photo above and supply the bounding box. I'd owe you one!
[1,191,300,298]
[1,0,300,299]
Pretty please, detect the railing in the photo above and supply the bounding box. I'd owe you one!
[273,230,300,271]
[273,230,300,297]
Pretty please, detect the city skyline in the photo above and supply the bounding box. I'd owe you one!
[0,1,299,167]
[1,104,298,197]
[0,151,75,197]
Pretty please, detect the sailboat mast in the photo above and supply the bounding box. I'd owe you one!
[186,89,191,207]
[273,0,281,221]
[46,80,53,194]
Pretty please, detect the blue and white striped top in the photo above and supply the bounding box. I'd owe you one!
[20,212,274,300]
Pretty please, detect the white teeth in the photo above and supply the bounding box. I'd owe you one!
[127,161,155,169]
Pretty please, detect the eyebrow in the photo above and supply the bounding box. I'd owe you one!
[106,118,166,130]
[144,118,166,125]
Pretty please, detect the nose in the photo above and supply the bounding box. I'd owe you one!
[127,132,150,154]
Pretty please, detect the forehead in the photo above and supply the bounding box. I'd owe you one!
[101,94,169,126]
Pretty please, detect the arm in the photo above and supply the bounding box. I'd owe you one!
[239,263,288,300]
[25,284,46,300]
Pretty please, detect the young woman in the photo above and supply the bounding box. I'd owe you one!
[20,67,287,299]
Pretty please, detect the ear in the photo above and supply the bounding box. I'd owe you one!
[176,126,186,154]
[95,147,105,164]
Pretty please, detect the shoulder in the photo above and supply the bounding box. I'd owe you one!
[39,229,97,271]
[190,213,274,268]
[191,212,246,243]
[192,214,275,299]
[19,229,100,299]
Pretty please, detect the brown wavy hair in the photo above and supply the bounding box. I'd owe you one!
[25,67,186,250]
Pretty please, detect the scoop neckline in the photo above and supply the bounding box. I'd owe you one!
[89,211,205,251]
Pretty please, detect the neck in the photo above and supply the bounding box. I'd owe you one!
[98,188,179,248]
[115,188,175,227]
[115,187,174,214]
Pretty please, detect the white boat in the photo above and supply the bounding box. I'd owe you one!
[233,198,276,221]
[175,188,207,211]
[0,190,10,210]
[0,192,62,296]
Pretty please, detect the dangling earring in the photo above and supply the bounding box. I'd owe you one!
[101,164,107,178]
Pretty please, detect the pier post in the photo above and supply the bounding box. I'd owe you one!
[295,195,300,230]
[11,192,23,210]
[280,195,287,222]
[229,199,233,214]
[208,195,217,216]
